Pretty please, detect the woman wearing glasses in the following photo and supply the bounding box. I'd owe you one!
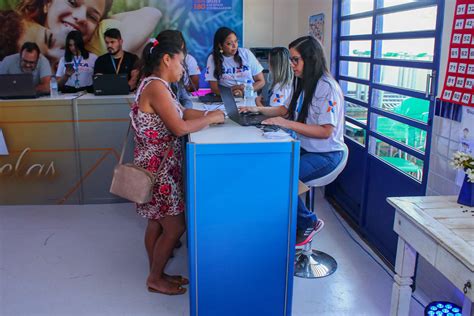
[56,30,97,93]
[240,36,345,245]
[205,27,265,97]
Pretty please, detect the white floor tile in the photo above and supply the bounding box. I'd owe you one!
[0,192,424,316]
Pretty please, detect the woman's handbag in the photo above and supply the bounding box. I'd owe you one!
[110,123,170,204]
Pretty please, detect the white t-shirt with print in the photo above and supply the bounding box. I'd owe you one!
[184,54,200,87]
[205,47,263,87]
[268,82,293,107]
[56,53,97,88]
[296,75,345,153]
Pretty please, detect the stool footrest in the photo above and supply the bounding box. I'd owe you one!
[294,249,337,278]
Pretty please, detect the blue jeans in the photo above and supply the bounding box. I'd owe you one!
[297,149,343,231]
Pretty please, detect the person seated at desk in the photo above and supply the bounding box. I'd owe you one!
[0,42,51,94]
[132,36,224,296]
[240,36,345,244]
[205,27,265,97]
[255,47,293,107]
[56,31,97,93]
[94,28,139,91]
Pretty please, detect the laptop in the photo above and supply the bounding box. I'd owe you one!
[93,74,130,95]
[218,84,271,126]
[0,74,37,99]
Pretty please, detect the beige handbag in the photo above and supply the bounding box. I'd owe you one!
[110,123,170,204]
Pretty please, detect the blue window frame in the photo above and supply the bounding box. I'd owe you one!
[333,0,444,185]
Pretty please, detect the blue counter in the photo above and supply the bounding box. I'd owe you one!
[186,120,299,315]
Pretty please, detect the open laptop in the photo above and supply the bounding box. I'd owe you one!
[218,84,271,126]
[0,74,37,99]
[93,74,130,95]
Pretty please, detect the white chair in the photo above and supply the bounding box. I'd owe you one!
[295,143,349,278]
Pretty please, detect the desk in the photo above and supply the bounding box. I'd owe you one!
[186,119,299,316]
[387,196,474,316]
[0,94,134,204]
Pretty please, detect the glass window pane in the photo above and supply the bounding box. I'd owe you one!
[341,17,373,36]
[340,40,372,57]
[346,101,368,123]
[372,89,429,123]
[373,65,432,93]
[341,0,373,16]
[376,6,437,33]
[345,122,366,146]
[370,113,427,152]
[375,38,435,62]
[378,0,417,8]
[340,80,370,103]
[369,136,424,181]
[340,61,370,80]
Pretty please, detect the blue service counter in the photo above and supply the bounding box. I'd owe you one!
[186,120,299,316]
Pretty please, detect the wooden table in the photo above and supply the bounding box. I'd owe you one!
[387,196,473,316]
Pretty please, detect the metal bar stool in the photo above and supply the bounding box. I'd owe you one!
[294,144,349,278]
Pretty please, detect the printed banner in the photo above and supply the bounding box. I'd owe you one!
[440,0,474,107]
[0,0,243,85]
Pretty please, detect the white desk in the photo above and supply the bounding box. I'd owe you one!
[387,196,474,316]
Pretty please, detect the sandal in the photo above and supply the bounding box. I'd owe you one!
[147,285,187,295]
[165,274,189,285]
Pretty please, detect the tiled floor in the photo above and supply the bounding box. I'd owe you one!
[0,191,424,315]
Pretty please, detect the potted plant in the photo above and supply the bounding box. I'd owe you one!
[451,151,474,206]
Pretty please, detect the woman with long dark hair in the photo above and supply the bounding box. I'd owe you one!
[132,35,224,295]
[56,30,97,93]
[240,36,345,244]
[205,27,265,96]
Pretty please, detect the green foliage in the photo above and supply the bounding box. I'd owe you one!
[0,0,19,10]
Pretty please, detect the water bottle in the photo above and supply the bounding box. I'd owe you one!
[244,80,253,105]
[50,76,59,97]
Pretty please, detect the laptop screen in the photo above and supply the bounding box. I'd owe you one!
[218,85,241,123]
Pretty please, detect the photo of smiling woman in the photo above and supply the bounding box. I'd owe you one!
[1,0,161,66]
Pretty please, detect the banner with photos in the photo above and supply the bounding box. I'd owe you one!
[440,0,474,107]
[0,0,243,77]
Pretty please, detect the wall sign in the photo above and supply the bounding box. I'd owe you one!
[440,0,474,107]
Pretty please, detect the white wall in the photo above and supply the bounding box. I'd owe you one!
[243,0,299,48]
[298,0,333,63]
[243,0,332,57]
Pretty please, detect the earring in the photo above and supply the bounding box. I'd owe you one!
[219,49,223,54]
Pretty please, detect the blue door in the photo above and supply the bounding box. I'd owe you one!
[327,0,444,264]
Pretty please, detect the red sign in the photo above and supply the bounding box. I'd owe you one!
[440,0,474,107]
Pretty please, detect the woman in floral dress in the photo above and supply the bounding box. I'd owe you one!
[131,36,224,295]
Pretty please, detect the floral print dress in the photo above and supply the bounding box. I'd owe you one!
[130,76,185,220]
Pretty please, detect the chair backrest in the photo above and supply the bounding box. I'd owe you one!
[305,143,349,188]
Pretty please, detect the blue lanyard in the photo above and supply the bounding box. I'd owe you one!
[110,55,123,74]
[290,92,304,139]
[295,92,304,119]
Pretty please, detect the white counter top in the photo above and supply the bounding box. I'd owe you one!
[189,119,293,144]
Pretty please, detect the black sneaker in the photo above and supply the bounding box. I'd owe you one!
[295,219,325,246]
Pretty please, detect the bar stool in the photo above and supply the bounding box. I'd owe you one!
[294,144,349,278]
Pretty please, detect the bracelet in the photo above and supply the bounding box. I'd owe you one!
[203,110,209,116]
